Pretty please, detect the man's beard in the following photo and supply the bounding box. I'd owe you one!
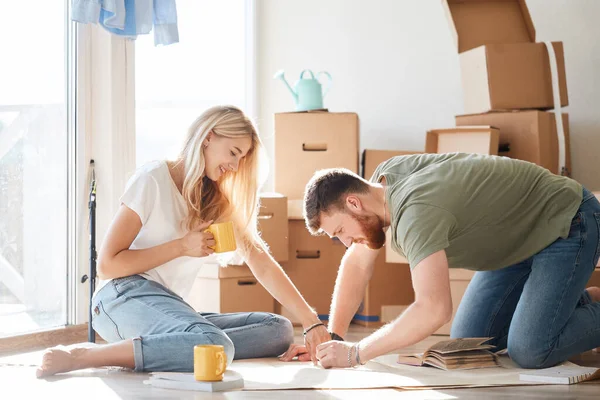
[352,213,386,249]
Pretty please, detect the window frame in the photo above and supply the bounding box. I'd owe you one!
[0,0,257,349]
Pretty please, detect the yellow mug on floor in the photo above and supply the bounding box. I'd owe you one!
[194,344,227,382]
[205,221,237,253]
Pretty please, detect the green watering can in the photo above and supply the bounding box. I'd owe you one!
[274,69,332,111]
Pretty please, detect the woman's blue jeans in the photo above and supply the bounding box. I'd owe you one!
[91,275,294,372]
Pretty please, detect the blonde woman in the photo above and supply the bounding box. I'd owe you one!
[36,106,330,377]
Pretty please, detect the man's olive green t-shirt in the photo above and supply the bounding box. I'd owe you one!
[371,153,583,271]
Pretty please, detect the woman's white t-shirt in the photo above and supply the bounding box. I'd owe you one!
[94,160,234,299]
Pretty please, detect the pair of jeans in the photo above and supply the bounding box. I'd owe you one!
[91,275,294,372]
[451,187,600,369]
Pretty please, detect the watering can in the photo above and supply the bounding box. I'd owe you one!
[274,69,332,111]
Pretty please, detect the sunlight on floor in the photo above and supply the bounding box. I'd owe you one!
[325,389,457,400]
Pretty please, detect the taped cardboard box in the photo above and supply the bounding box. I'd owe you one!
[425,126,500,155]
[187,264,274,314]
[274,111,359,200]
[277,220,348,323]
[362,149,424,179]
[258,193,289,262]
[456,111,571,175]
[443,0,568,114]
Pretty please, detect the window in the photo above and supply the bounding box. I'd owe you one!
[135,0,250,167]
[0,1,74,336]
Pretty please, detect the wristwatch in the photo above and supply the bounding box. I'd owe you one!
[329,332,344,341]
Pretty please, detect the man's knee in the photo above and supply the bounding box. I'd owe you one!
[507,336,555,369]
[450,318,486,339]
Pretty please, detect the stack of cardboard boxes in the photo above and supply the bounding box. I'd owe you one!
[273,112,359,323]
[444,0,571,176]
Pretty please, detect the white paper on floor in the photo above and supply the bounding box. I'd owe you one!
[228,356,570,390]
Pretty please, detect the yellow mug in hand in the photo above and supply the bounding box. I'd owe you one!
[206,221,237,253]
[194,345,227,381]
[205,221,237,253]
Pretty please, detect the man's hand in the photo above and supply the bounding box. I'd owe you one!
[316,340,356,369]
[278,343,311,362]
[303,324,331,364]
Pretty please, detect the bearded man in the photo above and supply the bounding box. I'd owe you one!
[279,153,600,370]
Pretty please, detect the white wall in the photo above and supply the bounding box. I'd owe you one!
[257,0,600,191]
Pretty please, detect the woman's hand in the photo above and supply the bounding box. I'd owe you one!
[278,343,312,362]
[179,220,216,257]
[303,324,331,365]
[279,324,331,364]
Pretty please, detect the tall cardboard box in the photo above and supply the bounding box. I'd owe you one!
[443,0,568,114]
[274,112,359,200]
[258,193,288,262]
[455,111,571,175]
[278,219,348,323]
[425,126,500,155]
[187,264,274,314]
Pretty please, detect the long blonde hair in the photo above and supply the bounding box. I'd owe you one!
[177,105,266,256]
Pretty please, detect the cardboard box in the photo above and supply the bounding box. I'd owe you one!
[274,112,359,200]
[443,0,568,114]
[362,149,424,179]
[425,126,500,155]
[187,264,274,314]
[277,220,348,322]
[456,111,571,175]
[460,42,568,114]
[443,0,535,54]
[258,193,288,262]
[353,251,414,326]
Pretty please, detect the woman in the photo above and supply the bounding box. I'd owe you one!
[36,105,330,377]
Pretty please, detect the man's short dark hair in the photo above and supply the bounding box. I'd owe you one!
[303,168,370,234]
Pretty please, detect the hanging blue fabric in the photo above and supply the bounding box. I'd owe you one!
[72,0,179,46]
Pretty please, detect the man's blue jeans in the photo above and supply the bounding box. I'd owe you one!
[91,275,294,372]
[451,188,600,368]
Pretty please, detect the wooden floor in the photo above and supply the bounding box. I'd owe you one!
[1,325,599,399]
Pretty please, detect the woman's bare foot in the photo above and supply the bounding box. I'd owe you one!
[587,286,600,303]
[36,339,135,378]
[36,346,91,378]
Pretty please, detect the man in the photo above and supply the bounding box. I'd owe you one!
[279,153,600,369]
